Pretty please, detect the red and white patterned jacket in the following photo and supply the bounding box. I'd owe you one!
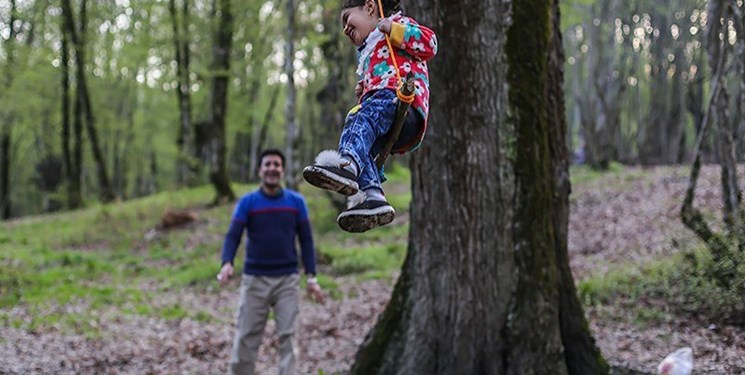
[356,13,438,152]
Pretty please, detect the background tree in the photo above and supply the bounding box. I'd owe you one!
[169,0,198,186]
[682,0,745,288]
[61,0,115,203]
[0,0,18,219]
[351,0,607,373]
[207,0,235,203]
[283,0,299,190]
[59,8,80,209]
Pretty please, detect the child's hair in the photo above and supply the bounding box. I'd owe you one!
[342,0,402,17]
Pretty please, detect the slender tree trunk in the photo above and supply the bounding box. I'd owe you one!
[577,0,626,170]
[170,0,197,186]
[249,85,281,181]
[0,0,17,219]
[208,0,235,203]
[0,133,10,219]
[60,23,82,209]
[284,0,298,190]
[705,0,742,238]
[682,0,739,284]
[352,1,608,373]
[639,13,670,165]
[736,1,745,162]
[239,74,261,183]
[62,0,115,202]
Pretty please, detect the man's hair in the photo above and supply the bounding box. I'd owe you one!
[258,149,285,168]
[342,0,402,16]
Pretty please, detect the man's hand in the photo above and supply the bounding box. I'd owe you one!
[217,263,234,287]
[355,80,364,100]
[306,279,325,304]
[377,18,393,34]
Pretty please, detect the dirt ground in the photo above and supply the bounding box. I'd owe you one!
[2,165,745,374]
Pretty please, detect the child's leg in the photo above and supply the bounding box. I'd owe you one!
[303,90,399,197]
[336,92,401,232]
[337,90,399,192]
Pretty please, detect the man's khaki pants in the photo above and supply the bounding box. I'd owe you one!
[229,273,299,375]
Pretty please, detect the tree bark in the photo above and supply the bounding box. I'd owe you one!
[351,1,608,374]
[62,0,115,203]
[284,0,299,190]
[208,0,235,204]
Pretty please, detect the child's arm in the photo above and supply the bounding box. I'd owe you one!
[379,17,438,61]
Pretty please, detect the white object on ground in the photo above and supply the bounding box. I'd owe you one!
[658,347,693,375]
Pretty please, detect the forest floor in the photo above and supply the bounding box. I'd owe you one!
[1,164,744,374]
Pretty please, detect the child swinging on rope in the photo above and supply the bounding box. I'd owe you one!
[303,0,437,232]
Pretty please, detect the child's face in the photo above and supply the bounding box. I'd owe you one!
[340,4,378,47]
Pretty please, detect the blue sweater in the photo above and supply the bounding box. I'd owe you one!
[221,188,316,276]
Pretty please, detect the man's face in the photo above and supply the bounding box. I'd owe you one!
[258,154,284,189]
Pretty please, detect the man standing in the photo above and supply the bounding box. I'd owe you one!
[218,149,324,375]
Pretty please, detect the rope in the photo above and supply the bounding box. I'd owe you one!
[377,0,415,104]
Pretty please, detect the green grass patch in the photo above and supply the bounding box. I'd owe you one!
[570,161,626,185]
[579,246,745,325]
[0,175,413,333]
[323,242,405,278]
[157,304,189,320]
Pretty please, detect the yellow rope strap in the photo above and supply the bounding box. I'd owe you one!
[377,0,415,104]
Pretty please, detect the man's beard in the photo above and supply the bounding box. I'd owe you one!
[263,174,281,189]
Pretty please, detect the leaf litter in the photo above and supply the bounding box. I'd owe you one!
[2,165,744,374]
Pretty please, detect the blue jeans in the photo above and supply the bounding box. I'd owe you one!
[339,90,420,192]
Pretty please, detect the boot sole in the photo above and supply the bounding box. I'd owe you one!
[303,166,359,196]
[337,206,395,233]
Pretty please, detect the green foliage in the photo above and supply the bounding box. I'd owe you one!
[2,0,340,218]
[579,246,745,325]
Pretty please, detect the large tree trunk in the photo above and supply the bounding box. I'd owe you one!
[169,0,197,186]
[62,0,115,203]
[207,0,235,204]
[283,0,299,190]
[351,1,607,374]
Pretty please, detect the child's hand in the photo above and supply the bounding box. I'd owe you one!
[355,81,364,99]
[377,19,393,34]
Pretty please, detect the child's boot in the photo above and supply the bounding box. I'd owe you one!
[303,150,359,196]
[337,189,394,233]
